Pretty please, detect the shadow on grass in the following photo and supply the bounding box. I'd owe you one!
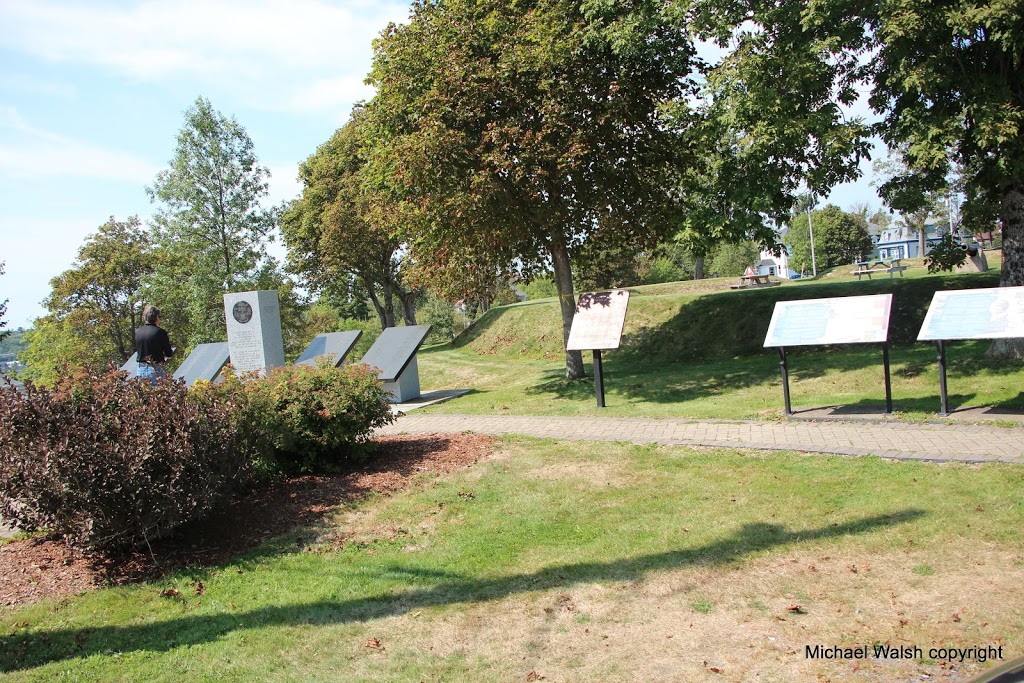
[524,347,891,406]
[0,509,924,671]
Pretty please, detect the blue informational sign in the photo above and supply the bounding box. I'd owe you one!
[918,287,1024,341]
[764,295,893,347]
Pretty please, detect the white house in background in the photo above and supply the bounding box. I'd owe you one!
[754,227,801,279]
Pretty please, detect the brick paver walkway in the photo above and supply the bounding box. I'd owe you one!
[378,414,1024,463]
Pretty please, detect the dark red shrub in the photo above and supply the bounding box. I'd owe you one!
[0,369,247,550]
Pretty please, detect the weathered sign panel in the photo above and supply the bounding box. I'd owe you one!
[566,290,630,351]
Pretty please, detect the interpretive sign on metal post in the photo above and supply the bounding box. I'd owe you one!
[359,325,432,403]
[173,342,230,386]
[764,294,894,415]
[295,331,362,367]
[566,290,630,408]
[918,286,1024,415]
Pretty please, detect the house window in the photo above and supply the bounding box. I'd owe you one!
[769,266,776,276]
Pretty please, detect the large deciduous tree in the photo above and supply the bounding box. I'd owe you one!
[147,96,278,347]
[714,0,1022,354]
[367,0,697,379]
[20,216,152,384]
[281,107,420,330]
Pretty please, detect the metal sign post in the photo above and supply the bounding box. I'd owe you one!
[593,350,606,408]
[778,346,792,415]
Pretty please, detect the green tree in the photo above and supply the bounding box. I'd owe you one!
[0,262,9,343]
[709,240,762,278]
[366,0,696,379]
[788,204,873,271]
[147,97,279,347]
[281,108,420,330]
[682,0,871,252]
[19,216,152,383]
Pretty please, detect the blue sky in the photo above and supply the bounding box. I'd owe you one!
[0,0,881,330]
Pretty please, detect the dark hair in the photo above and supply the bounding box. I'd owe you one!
[142,305,161,325]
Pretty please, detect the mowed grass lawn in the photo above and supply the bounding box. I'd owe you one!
[2,438,1022,682]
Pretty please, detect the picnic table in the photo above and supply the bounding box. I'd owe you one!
[730,273,780,289]
[851,258,907,281]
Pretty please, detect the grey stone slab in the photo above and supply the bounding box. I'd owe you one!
[296,331,362,367]
[224,290,285,374]
[359,325,431,382]
[120,352,138,374]
[173,343,230,386]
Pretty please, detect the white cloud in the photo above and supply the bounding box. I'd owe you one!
[0,0,410,114]
[284,74,375,116]
[0,107,158,182]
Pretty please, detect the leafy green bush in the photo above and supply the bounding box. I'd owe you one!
[206,362,396,475]
[0,369,246,550]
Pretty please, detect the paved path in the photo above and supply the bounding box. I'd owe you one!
[378,414,1024,464]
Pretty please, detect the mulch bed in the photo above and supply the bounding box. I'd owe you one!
[0,433,493,609]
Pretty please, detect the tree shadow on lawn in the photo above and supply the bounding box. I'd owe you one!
[0,509,924,671]
[525,347,902,406]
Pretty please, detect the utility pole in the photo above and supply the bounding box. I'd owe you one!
[806,194,817,277]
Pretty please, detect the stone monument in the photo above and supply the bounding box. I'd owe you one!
[223,290,285,375]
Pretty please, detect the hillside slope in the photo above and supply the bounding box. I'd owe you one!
[452,270,1002,363]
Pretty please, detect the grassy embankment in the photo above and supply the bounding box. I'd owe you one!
[416,254,1023,420]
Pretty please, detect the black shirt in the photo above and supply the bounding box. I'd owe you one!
[135,324,173,365]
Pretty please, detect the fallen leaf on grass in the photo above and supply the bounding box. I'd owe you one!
[526,672,545,681]
[193,581,205,596]
[702,660,724,674]
[366,638,382,649]
[787,605,806,614]
[161,588,180,598]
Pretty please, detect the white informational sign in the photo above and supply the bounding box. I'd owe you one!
[763,294,893,347]
[918,286,1024,341]
[566,290,630,351]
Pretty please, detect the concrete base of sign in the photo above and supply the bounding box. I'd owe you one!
[383,355,421,403]
[389,389,471,415]
[787,405,898,421]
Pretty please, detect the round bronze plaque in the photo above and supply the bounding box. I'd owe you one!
[232,301,253,324]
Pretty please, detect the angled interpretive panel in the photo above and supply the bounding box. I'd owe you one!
[359,325,432,403]
[173,343,230,386]
[764,294,895,415]
[295,331,362,367]
[565,290,630,408]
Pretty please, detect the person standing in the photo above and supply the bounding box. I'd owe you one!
[135,305,174,385]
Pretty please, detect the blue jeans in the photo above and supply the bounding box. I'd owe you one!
[136,364,166,386]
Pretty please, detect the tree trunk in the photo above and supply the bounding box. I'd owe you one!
[918,226,926,258]
[396,286,418,326]
[693,255,705,280]
[549,234,585,380]
[986,182,1024,358]
[365,286,390,330]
